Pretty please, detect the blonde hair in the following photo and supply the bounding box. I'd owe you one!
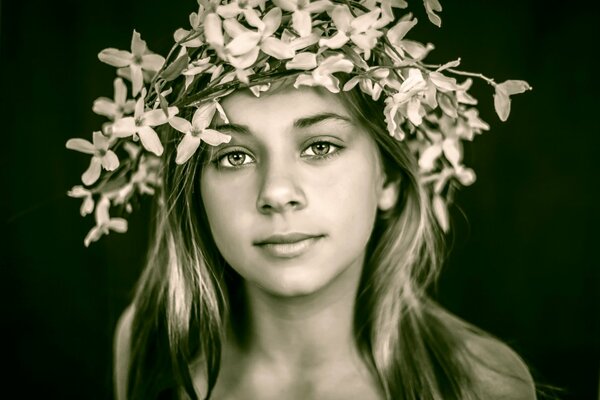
[126,82,514,399]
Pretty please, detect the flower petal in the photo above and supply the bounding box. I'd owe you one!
[228,47,260,70]
[214,101,229,124]
[168,116,193,134]
[406,97,423,125]
[205,13,225,48]
[217,2,242,18]
[418,144,442,171]
[319,32,349,49]
[137,126,164,156]
[292,10,312,37]
[429,72,457,92]
[98,49,132,67]
[226,32,262,56]
[67,185,89,198]
[131,30,147,57]
[84,226,103,247]
[114,78,127,104]
[92,98,118,118]
[224,18,252,37]
[262,7,282,37]
[144,106,178,126]
[81,195,95,217]
[111,117,137,138]
[92,131,109,149]
[330,5,352,31]
[141,54,165,71]
[305,0,332,13]
[432,195,449,232]
[387,17,418,45]
[101,151,120,171]
[108,218,128,233]
[286,52,317,70]
[351,8,380,32]
[66,138,95,154]
[192,103,217,130]
[272,0,297,12]
[175,134,202,164]
[342,76,361,91]
[442,138,461,167]
[130,65,144,96]
[82,157,102,186]
[200,129,232,146]
[260,37,295,59]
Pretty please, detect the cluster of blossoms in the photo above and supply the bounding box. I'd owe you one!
[67,0,531,246]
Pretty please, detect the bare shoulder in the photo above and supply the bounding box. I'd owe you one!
[463,331,537,400]
[114,304,136,400]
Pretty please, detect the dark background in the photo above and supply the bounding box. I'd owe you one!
[2,0,598,399]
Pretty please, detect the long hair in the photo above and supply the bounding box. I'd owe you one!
[127,82,514,399]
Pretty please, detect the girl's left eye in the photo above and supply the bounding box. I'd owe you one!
[302,141,342,158]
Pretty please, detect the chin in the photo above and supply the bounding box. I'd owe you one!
[255,269,334,298]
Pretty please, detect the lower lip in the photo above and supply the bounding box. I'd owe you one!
[256,236,322,258]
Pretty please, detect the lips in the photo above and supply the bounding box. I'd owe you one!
[254,234,324,258]
[254,232,323,245]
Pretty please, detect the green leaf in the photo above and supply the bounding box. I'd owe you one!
[432,195,449,232]
[493,80,531,121]
[161,54,190,82]
[497,79,532,95]
[493,89,511,122]
[423,0,442,27]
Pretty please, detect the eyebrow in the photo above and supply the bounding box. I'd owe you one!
[213,112,353,134]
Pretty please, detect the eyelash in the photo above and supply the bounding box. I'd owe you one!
[211,140,343,170]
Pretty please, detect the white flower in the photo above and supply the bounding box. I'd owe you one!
[385,15,433,62]
[111,90,179,156]
[92,78,136,120]
[272,0,332,37]
[66,131,119,186]
[319,5,388,59]
[204,13,262,70]
[169,101,231,164]
[383,68,428,138]
[293,54,354,93]
[224,8,296,60]
[174,2,205,48]
[84,197,127,247]
[67,185,95,216]
[217,0,265,19]
[343,67,389,101]
[98,30,165,96]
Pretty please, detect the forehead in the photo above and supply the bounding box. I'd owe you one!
[217,85,351,127]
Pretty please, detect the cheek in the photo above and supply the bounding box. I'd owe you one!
[200,173,253,258]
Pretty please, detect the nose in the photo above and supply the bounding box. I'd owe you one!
[256,162,307,215]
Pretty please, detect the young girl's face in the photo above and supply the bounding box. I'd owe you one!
[200,86,398,297]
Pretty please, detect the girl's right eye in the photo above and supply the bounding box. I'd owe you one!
[212,150,255,169]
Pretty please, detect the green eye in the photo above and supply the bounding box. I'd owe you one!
[213,150,255,169]
[302,141,342,159]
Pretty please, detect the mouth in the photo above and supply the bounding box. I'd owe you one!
[254,233,325,259]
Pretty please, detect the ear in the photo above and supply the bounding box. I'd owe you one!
[377,177,400,212]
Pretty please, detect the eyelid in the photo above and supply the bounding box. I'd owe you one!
[212,146,256,169]
[301,139,343,157]
[212,138,344,169]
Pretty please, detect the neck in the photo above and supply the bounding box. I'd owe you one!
[231,254,366,372]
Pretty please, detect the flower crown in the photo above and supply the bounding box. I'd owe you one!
[66,0,531,246]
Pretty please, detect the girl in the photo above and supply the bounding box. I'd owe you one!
[114,83,536,400]
[66,0,535,398]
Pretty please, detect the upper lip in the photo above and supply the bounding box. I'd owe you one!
[254,232,323,245]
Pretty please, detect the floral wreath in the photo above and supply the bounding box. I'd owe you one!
[66,0,531,246]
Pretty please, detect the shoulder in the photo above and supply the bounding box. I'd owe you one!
[114,304,136,400]
[463,331,537,400]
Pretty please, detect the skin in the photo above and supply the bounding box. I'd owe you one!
[198,86,399,399]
